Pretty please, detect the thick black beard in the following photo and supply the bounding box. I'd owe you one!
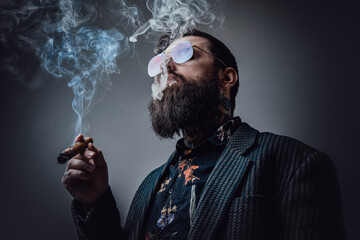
[148,72,220,139]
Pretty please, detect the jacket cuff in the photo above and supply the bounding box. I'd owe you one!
[71,187,122,239]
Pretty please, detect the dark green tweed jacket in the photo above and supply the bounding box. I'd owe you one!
[73,122,346,240]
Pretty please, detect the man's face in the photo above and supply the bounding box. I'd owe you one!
[160,36,218,88]
[149,36,221,138]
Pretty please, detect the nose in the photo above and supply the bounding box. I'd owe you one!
[167,58,176,72]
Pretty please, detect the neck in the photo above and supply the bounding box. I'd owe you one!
[182,94,232,149]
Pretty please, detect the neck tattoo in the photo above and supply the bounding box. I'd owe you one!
[183,94,232,149]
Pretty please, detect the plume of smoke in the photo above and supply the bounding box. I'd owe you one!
[152,58,170,100]
[41,27,130,135]
[1,0,225,135]
[59,0,97,32]
[0,0,59,88]
[129,0,224,43]
[1,0,140,136]
[105,0,142,30]
[40,0,136,135]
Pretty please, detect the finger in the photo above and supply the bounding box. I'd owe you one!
[74,134,84,144]
[84,149,96,160]
[71,149,96,162]
[62,169,91,188]
[88,143,107,168]
[66,158,96,172]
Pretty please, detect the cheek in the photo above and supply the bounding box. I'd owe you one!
[179,65,198,77]
[182,67,211,82]
[177,58,215,81]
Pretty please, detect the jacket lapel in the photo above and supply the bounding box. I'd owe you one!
[188,123,258,239]
[131,151,178,240]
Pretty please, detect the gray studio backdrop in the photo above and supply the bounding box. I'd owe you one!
[2,1,359,239]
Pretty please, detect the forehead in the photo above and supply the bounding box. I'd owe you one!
[166,36,210,51]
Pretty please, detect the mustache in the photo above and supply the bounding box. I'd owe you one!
[168,70,186,82]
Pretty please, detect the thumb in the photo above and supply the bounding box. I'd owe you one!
[74,134,84,144]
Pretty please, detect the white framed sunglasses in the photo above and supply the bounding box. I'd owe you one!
[147,40,226,77]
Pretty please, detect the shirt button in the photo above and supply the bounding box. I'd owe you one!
[169,188,173,194]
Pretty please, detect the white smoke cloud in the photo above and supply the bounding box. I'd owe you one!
[1,0,141,136]
[130,0,224,42]
[1,0,224,136]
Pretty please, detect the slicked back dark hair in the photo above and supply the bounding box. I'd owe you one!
[154,28,239,115]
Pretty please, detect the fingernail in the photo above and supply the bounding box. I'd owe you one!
[88,164,95,169]
[88,152,94,158]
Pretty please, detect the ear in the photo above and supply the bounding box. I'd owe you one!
[219,67,238,90]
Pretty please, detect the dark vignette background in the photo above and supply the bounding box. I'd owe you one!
[1,1,359,239]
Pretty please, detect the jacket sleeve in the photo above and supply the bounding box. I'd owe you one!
[280,151,347,240]
[72,187,126,240]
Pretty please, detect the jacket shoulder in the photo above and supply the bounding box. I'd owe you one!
[231,123,334,187]
[256,130,328,161]
[230,122,327,159]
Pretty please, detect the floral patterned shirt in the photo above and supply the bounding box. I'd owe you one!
[145,117,241,240]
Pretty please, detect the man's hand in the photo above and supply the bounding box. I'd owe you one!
[62,134,109,205]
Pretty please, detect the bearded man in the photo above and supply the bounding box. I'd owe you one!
[62,29,346,240]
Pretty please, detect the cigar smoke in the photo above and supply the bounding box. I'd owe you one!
[1,0,140,136]
[1,0,224,136]
[130,0,224,42]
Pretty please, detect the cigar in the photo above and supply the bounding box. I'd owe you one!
[57,137,93,164]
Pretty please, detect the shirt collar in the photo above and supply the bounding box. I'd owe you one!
[176,117,242,153]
